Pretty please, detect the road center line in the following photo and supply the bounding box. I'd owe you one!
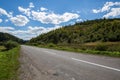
[72,58,120,72]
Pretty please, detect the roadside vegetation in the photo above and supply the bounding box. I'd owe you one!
[0,33,23,80]
[0,46,20,80]
[35,42,120,57]
[29,18,120,57]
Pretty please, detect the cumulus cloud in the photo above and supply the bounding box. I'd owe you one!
[18,3,80,25]
[0,2,80,39]
[18,6,31,17]
[10,15,29,26]
[0,26,39,40]
[12,26,53,40]
[27,26,46,36]
[26,25,61,39]
[0,25,62,40]
[103,8,120,18]
[5,19,9,22]
[29,2,34,8]
[0,8,12,17]
[0,27,15,33]
[93,2,120,13]
[28,26,45,32]
[0,27,29,39]
[18,2,34,17]
[0,19,2,23]
[31,11,79,24]
[40,7,48,11]
[76,19,83,22]
[0,8,9,16]
[92,2,120,18]
[27,25,61,36]
[0,8,30,26]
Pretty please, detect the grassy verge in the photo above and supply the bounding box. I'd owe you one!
[0,46,6,51]
[37,43,120,57]
[0,46,20,80]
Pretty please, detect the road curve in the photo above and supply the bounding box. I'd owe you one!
[19,45,120,80]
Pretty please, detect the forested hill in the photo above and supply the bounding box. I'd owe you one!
[30,18,120,44]
[0,32,23,43]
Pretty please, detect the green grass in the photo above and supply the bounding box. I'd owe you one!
[37,43,120,57]
[0,46,6,51]
[0,47,20,80]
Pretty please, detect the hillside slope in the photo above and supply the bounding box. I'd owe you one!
[30,18,120,44]
[0,32,23,44]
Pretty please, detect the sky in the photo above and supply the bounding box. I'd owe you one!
[0,0,120,40]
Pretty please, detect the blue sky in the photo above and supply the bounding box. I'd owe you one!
[0,0,120,40]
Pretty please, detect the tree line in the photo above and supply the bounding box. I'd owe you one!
[29,18,120,44]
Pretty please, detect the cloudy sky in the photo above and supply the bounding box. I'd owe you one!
[0,0,120,40]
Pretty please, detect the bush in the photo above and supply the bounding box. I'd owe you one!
[0,42,3,45]
[95,43,108,51]
[47,43,56,47]
[31,43,38,46]
[4,41,18,50]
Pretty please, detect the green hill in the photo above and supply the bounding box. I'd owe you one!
[0,32,23,44]
[29,18,120,56]
[30,18,120,44]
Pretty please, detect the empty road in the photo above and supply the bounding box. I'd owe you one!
[19,45,120,80]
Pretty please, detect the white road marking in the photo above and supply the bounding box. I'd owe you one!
[44,50,120,72]
[72,58,120,72]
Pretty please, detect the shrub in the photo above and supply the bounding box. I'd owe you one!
[4,41,18,50]
[0,42,3,45]
[47,43,56,47]
[31,43,38,46]
[95,43,108,51]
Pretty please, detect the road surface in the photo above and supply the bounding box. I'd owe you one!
[19,45,120,80]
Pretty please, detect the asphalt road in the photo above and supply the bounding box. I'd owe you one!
[20,45,120,80]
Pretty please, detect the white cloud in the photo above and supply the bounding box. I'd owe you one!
[10,15,29,26]
[0,8,8,16]
[76,19,83,22]
[0,25,62,40]
[18,3,34,17]
[18,5,80,25]
[0,19,2,23]
[0,4,80,40]
[5,19,9,22]
[103,8,120,18]
[93,2,120,13]
[18,6,31,17]
[40,7,48,11]
[92,9,100,14]
[26,26,61,36]
[0,8,12,17]
[12,26,49,40]
[0,27,15,33]
[31,11,79,24]
[28,26,46,35]
[0,26,37,40]
[92,2,120,18]
[29,2,34,8]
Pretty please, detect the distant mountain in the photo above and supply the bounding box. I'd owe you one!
[29,18,120,44]
[0,32,23,44]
